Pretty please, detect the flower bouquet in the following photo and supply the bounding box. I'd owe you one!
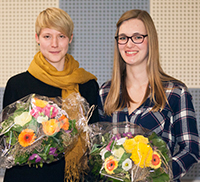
[0,93,90,169]
[86,122,173,182]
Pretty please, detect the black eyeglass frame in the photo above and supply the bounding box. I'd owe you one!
[115,34,148,45]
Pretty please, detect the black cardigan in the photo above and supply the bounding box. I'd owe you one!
[3,71,99,182]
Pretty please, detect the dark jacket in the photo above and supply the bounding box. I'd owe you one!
[3,71,99,182]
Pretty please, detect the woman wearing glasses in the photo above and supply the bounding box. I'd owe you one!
[98,9,200,181]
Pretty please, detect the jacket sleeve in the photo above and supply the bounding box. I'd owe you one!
[3,77,20,108]
[171,87,200,180]
[97,81,114,122]
[79,79,100,124]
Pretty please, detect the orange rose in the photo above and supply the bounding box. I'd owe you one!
[33,98,48,108]
[58,115,69,131]
[42,119,60,136]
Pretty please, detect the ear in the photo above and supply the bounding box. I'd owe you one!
[69,34,73,44]
[35,33,40,44]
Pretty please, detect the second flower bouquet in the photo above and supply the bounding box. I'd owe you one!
[0,93,89,168]
[87,122,173,182]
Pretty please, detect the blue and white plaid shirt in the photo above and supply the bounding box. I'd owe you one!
[98,80,200,181]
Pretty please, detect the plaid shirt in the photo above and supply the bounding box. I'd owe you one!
[98,80,200,181]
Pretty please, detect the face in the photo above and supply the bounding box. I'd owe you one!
[35,28,73,71]
[118,19,148,67]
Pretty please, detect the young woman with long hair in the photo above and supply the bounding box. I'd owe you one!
[98,9,199,181]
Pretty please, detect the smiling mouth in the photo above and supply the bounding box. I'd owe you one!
[125,51,138,54]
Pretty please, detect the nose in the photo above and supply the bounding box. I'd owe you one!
[51,37,58,47]
[126,38,135,47]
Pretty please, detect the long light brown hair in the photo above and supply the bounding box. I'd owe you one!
[104,9,180,116]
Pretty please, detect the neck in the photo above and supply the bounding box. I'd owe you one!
[126,66,148,88]
[45,58,65,71]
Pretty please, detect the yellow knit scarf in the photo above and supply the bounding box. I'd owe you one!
[28,51,97,99]
[28,51,96,181]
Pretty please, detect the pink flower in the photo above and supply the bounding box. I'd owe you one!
[30,106,44,118]
[30,104,58,119]
[29,154,41,163]
[49,147,58,157]
[44,104,58,118]
[123,132,133,138]
[112,133,121,140]
[106,140,113,151]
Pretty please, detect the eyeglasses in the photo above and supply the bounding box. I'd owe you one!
[115,34,148,45]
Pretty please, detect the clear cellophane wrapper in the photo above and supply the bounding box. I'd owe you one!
[85,122,173,182]
[0,93,91,170]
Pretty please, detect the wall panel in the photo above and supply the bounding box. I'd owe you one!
[0,0,59,87]
[150,0,200,180]
[0,0,59,178]
[60,0,149,86]
[150,0,200,88]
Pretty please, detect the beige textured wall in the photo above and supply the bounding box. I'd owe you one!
[150,0,200,88]
[0,0,59,87]
[1,0,199,88]
[150,1,200,179]
[0,0,59,177]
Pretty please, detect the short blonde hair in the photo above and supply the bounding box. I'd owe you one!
[35,7,74,40]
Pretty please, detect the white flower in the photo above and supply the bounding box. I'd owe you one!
[36,116,48,123]
[14,112,32,126]
[116,137,126,145]
[122,158,132,171]
[112,147,125,160]
[100,148,109,161]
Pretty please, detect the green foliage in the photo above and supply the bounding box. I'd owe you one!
[3,117,77,167]
[148,168,170,182]
[69,119,78,135]
[0,94,81,169]
[5,131,18,145]
[148,132,170,162]
[118,150,131,165]
[25,117,39,132]
[88,152,103,180]
[88,131,172,182]
[90,143,102,155]
[105,151,112,159]
[15,152,29,165]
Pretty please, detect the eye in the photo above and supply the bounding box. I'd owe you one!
[43,35,50,39]
[118,36,127,41]
[59,35,66,38]
[134,35,143,40]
